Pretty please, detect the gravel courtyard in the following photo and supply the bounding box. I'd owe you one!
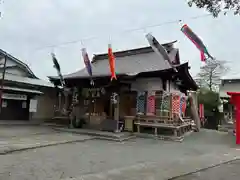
[0,126,239,180]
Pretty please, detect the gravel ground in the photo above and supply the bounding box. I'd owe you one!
[0,127,239,180]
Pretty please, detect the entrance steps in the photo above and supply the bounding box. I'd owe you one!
[51,127,136,142]
[218,123,234,133]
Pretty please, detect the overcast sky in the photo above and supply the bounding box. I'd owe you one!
[0,0,239,80]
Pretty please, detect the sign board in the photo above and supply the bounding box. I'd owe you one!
[82,88,105,98]
[2,93,27,100]
[29,99,38,112]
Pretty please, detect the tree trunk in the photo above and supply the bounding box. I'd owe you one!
[189,91,201,131]
[209,71,213,91]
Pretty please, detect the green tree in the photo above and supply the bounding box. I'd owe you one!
[188,0,240,17]
[197,88,221,116]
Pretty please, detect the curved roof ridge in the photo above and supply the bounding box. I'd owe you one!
[92,40,177,63]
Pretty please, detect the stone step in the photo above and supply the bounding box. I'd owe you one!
[52,127,136,142]
[218,124,234,132]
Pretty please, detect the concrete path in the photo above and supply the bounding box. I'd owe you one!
[70,151,240,180]
[0,120,42,126]
[173,159,240,180]
[0,129,239,180]
[0,126,93,154]
[0,126,55,139]
[0,132,93,154]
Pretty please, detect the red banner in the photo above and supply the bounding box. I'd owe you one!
[199,104,204,119]
[147,91,155,115]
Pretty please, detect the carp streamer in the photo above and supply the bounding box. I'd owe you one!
[108,44,117,81]
[82,48,94,85]
[181,24,213,62]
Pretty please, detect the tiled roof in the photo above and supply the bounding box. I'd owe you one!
[58,44,179,80]
[1,86,43,94]
[92,41,177,62]
[0,73,54,87]
[0,49,37,78]
[221,73,240,80]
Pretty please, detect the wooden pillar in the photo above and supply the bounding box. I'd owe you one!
[58,92,62,111]
[137,116,140,133]
[174,129,177,137]
[114,94,119,120]
[114,93,120,132]
[137,125,140,133]
[110,97,113,118]
[169,94,173,119]
[64,90,69,114]
[154,127,158,136]
[88,90,92,124]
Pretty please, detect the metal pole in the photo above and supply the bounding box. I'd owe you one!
[0,54,7,114]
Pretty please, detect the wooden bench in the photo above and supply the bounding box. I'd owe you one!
[134,115,192,137]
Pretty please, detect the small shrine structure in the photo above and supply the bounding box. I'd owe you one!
[49,41,198,140]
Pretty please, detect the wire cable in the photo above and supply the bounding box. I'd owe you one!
[34,13,213,52]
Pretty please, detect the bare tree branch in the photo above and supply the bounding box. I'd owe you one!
[196,59,228,91]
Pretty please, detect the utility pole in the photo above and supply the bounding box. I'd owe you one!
[0,54,7,114]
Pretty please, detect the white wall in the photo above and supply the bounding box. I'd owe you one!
[0,57,28,77]
[219,81,240,98]
[0,57,18,67]
[5,69,28,76]
[131,78,163,91]
[131,78,181,93]
[169,81,179,92]
[32,88,56,121]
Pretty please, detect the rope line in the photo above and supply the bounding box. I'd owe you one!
[34,13,213,52]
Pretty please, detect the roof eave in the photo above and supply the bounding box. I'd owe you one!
[49,64,186,82]
[0,49,38,79]
[181,63,198,90]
